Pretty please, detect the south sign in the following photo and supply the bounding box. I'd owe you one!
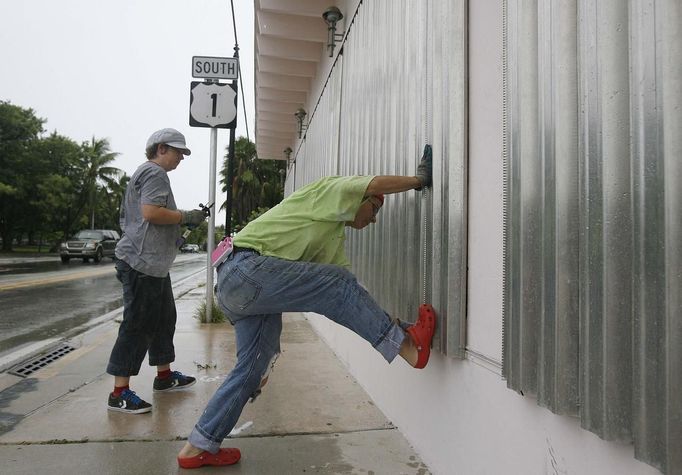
[192,56,238,80]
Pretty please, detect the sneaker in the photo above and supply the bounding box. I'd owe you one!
[108,389,152,414]
[153,370,196,392]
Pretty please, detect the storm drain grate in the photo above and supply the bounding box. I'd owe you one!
[9,344,76,377]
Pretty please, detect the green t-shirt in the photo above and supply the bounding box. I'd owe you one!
[233,175,374,267]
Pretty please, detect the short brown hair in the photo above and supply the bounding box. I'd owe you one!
[145,143,170,160]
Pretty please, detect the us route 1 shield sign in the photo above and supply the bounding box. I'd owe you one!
[189,81,238,129]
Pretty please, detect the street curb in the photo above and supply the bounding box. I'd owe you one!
[0,267,208,374]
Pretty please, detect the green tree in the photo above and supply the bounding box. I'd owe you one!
[79,137,121,229]
[220,137,285,232]
[31,132,84,245]
[30,134,123,243]
[0,101,125,251]
[0,101,45,251]
[94,173,129,232]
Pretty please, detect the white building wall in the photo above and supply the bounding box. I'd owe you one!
[303,1,662,474]
[307,317,659,475]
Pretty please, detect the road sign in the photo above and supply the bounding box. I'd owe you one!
[192,56,238,80]
[189,81,238,129]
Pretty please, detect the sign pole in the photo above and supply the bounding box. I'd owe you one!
[206,125,218,322]
[188,54,238,322]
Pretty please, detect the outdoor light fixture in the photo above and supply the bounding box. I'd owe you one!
[283,147,292,162]
[279,167,286,188]
[322,6,344,57]
[294,108,308,139]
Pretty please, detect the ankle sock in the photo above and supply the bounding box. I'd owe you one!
[157,369,172,380]
[113,385,129,397]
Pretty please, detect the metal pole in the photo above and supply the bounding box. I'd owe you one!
[206,126,218,322]
[225,125,236,234]
[225,45,239,235]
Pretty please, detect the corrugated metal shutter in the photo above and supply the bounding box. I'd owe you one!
[503,0,581,413]
[285,0,468,357]
[503,0,682,472]
[629,0,682,470]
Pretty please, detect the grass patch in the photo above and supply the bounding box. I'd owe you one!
[194,298,227,324]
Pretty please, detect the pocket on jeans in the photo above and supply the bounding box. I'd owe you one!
[221,267,261,312]
[115,260,130,285]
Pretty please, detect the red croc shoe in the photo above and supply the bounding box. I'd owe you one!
[177,448,241,469]
[406,304,436,369]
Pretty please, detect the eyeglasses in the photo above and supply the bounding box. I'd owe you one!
[363,198,381,217]
[164,145,184,156]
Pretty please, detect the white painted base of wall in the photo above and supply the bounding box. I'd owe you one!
[305,314,660,475]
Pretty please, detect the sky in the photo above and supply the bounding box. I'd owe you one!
[0,0,255,227]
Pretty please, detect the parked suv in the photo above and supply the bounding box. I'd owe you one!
[60,229,120,263]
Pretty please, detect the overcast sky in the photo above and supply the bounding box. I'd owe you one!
[0,0,255,226]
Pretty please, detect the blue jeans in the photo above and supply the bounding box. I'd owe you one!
[106,260,176,376]
[188,250,405,453]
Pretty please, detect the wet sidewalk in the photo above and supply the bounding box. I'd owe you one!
[0,272,430,474]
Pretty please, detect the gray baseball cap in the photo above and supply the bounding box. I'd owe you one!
[146,128,192,155]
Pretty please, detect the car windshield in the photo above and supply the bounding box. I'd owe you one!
[73,231,104,240]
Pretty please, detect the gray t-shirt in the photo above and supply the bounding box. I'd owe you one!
[115,161,180,277]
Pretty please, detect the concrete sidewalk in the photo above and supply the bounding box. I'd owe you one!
[0,272,430,474]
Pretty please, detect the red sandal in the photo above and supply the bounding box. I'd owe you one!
[177,448,241,469]
[406,304,436,369]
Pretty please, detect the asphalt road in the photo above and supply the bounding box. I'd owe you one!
[0,253,207,358]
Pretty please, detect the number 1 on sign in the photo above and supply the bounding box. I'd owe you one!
[189,81,237,129]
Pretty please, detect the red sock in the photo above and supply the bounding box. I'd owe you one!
[112,385,129,397]
[157,369,172,380]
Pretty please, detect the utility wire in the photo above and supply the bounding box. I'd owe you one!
[230,0,250,141]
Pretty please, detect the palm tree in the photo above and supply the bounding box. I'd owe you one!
[219,137,285,231]
[96,173,129,231]
[80,137,121,229]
